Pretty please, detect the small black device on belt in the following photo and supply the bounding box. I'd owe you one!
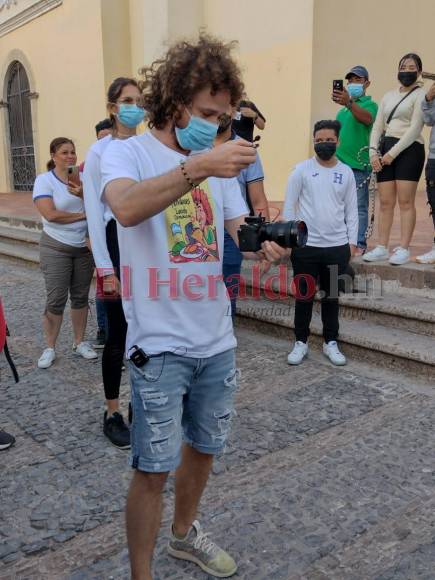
[128,345,150,368]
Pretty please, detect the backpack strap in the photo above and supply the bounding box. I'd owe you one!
[0,299,19,383]
[3,339,19,383]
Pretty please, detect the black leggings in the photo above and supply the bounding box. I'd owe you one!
[102,220,127,401]
[291,244,351,343]
[426,159,435,229]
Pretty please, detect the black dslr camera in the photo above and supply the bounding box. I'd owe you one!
[237,215,308,252]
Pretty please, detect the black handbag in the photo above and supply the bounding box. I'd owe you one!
[378,85,420,152]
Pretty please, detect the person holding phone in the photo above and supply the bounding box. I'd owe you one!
[232,92,266,142]
[33,138,97,369]
[416,81,435,264]
[215,109,270,317]
[83,77,145,449]
[365,53,426,265]
[332,66,378,256]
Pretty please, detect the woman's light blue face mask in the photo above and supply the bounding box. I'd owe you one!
[175,110,219,151]
[117,103,146,128]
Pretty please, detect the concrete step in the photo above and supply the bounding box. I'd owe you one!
[236,297,435,381]
[0,224,41,244]
[239,262,435,337]
[0,222,41,263]
[0,239,40,263]
[0,212,41,231]
[334,291,435,337]
[352,256,435,290]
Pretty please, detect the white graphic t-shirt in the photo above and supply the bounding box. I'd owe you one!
[101,132,248,358]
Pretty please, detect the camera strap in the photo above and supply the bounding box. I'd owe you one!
[357,146,381,241]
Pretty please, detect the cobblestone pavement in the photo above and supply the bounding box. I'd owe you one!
[1,256,435,580]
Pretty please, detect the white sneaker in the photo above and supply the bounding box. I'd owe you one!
[389,246,410,266]
[363,245,389,262]
[287,341,308,365]
[323,341,346,366]
[73,341,98,360]
[416,245,435,264]
[38,348,56,369]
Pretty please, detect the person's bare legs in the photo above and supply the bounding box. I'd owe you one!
[43,310,63,348]
[126,470,169,580]
[397,179,418,249]
[70,305,88,345]
[173,445,214,537]
[377,181,397,247]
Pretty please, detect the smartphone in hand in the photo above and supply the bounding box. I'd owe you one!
[67,165,81,189]
[333,79,344,92]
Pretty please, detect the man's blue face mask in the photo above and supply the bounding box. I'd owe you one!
[175,110,218,151]
[347,83,365,99]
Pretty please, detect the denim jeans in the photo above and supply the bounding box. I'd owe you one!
[222,230,243,318]
[128,349,238,473]
[352,168,371,249]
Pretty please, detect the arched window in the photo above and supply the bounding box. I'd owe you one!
[6,61,36,191]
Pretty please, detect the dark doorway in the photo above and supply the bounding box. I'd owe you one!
[6,61,36,191]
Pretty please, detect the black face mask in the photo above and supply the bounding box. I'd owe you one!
[314,142,336,161]
[398,71,418,87]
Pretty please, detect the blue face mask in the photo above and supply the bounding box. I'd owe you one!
[175,111,218,151]
[347,83,365,99]
[117,104,145,128]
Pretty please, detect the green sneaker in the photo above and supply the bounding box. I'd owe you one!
[168,520,237,578]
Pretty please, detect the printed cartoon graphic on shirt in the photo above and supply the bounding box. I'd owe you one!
[166,181,219,263]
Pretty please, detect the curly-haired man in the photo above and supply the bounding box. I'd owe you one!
[101,34,289,579]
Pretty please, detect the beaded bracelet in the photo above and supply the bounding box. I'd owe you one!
[179,160,198,189]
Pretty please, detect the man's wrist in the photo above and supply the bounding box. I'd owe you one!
[184,155,209,183]
[96,267,115,279]
[346,98,353,110]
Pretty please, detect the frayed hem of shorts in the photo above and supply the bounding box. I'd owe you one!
[183,438,225,456]
[128,454,181,473]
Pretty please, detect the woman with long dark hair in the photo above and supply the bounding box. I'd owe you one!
[83,77,145,449]
[33,138,97,369]
[366,53,426,265]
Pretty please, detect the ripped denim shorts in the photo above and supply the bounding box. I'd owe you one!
[128,348,239,473]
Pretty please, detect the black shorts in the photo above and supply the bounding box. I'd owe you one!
[377,137,425,182]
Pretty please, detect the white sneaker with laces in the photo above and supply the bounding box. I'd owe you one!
[73,341,98,360]
[416,245,435,264]
[38,348,56,369]
[168,520,237,577]
[363,245,389,262]
[323,341,346,366]
[287,341,308,365]
[389,246,410,265]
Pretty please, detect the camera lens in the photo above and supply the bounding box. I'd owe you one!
[261,220,307,249]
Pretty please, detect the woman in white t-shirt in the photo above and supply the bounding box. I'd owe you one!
[366,53,426,266]
[83,77,145,448]
[33,137,98,369]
